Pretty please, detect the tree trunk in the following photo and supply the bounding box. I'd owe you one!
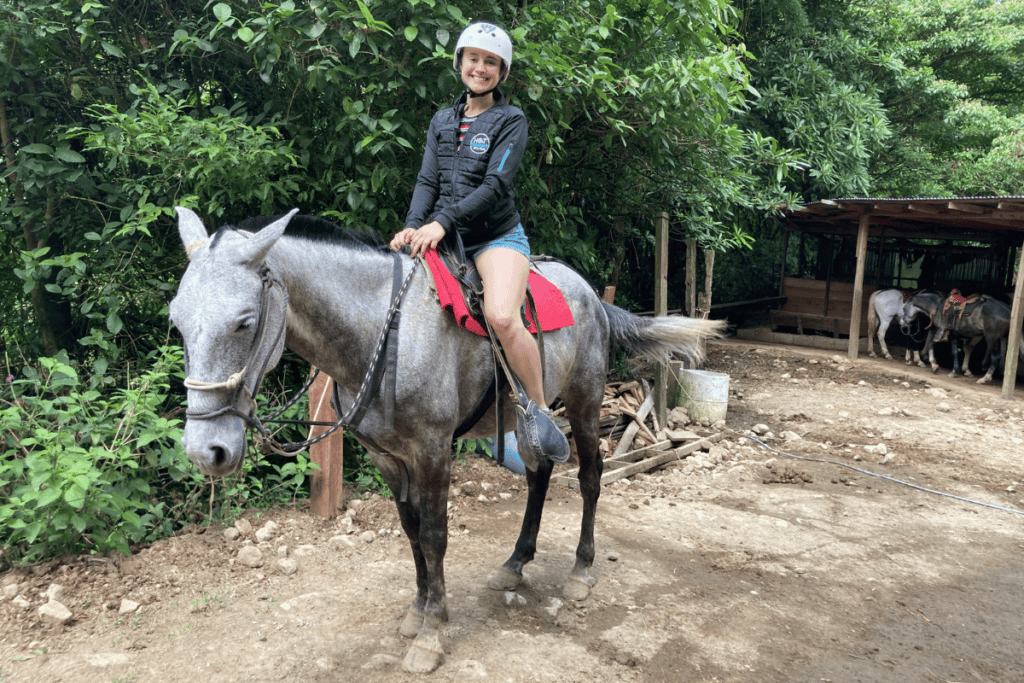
[0,96,61,356]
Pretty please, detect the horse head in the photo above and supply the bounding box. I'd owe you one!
[169,207,298,476]
[898,299,928,334]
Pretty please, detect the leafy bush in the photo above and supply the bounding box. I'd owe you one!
[0,347,319,567]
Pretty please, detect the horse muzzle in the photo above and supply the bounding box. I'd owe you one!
[182,415,248,477]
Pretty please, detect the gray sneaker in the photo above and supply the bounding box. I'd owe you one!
[515,400,570,465]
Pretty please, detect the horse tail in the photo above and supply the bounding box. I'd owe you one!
[867,290,879,334]
[601,302,726,367]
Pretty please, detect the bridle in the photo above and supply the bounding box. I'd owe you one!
[182,265,289,436]
[181,253,420,457]
[899,302,933,339]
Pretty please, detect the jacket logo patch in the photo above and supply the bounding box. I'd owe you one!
[469,133,491,155]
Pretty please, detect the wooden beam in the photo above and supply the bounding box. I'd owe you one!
[847,213,870,360]
[947,201,986,214]
[1002,237,1024,400]
[907,203,942,214]
[997,201,1024,211]
[972,211,1024,222]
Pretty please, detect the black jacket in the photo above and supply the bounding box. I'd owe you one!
[404,90,527,248]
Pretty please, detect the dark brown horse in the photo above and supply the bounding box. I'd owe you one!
[899,291,1022,384]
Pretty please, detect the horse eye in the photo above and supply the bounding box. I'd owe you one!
[236,317,256,333]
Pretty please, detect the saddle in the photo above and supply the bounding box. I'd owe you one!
[942,290,984,320]
[935,290,985,341]
[423,233,573,470]
[424,247,574,337]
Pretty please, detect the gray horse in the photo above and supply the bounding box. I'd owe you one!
[169,208,723,673]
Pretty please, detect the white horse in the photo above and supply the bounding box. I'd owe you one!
[867,289,927,365]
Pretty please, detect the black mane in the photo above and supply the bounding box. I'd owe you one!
[230,213,388,252]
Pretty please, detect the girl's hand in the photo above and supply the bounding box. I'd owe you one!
[391,222,445,258]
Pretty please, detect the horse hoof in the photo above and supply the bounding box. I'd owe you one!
[563,566,598,601]
[402,640,444,674]
[399,608,423,639]
[868,351,876,358]
[487,566,522,591]
[976,377,990,385]
[563,578,591,601]
[884,354,892,360]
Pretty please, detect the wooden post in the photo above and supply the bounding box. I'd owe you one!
[847,213,870,360]
[696,248,715,317]
[823,236,834,318]
[779,230,789,296]
[1002,238,1024,399]
[601,286,616,304]
[654,212,669,431]
[685,238,697,317]
[309,368,345,518]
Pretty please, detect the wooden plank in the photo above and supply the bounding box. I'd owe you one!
[553,433,725,491]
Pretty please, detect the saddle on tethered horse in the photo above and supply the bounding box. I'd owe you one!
[936,289,986,341]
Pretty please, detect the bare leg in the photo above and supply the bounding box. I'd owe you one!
[475,248,545,405]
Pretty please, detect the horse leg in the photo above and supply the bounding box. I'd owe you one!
[375,446,451,674]
[392,497,428,637]
[976,337,1001,385]
[927,334,940,373]
[876,320,892,359]
[962,337,977,378]
[487,458,554,591]
[371,456,431,640]
[949,341,961,377]
[563,407,603,601]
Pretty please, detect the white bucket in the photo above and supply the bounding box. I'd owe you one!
[673,368,729,424]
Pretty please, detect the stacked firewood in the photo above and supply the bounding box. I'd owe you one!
[553,380,697,457]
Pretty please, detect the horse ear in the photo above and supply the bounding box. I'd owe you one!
[237,209,300,265]
[176,207,209,260]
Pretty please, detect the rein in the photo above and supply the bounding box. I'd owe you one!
[182,252,420,457]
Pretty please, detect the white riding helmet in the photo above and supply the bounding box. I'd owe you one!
[453,22,513,82]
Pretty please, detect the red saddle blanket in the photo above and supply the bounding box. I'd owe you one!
[424,249,575,337]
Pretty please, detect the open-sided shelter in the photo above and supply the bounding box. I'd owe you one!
[777,196,1024,399]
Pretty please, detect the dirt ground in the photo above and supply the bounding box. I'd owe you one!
[2,338,1023,683]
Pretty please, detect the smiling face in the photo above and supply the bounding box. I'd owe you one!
[460,47,503,95]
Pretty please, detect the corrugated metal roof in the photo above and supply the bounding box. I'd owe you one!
[785,196,1024,240]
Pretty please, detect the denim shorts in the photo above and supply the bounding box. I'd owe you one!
[465,223,531,260]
